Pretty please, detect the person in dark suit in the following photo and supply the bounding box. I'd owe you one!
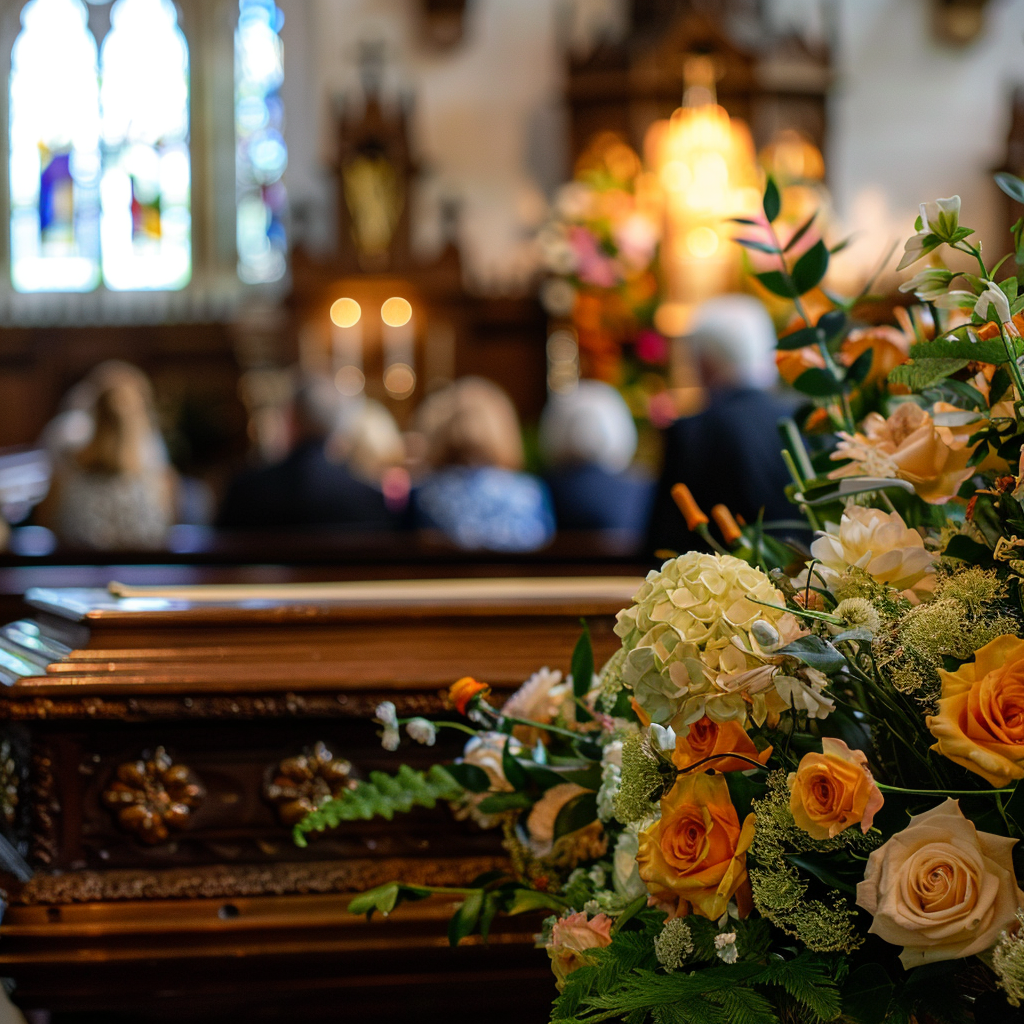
[539,379,654,535]
[647,295,800,556]
[217,375,400,531]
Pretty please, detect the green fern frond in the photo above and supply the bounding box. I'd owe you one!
[292,764,464,846]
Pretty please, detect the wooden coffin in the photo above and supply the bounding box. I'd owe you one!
[0,576,640,1022]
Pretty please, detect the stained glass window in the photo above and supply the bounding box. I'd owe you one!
[99,0,191,291]
[235,0,287,284]
[9,0,102,292]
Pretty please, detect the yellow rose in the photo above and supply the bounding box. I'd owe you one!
[856,799,1022,968]
[672,715,772,774]
[636,772,755,920]
[788,737,883,840]
[809,505,936,593]
[829,402,977,504]
[927,635,1024,787]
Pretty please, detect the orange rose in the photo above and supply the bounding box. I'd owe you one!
[927,635,1024,787]
[788,737,883,840]
[672,716,772,774]
[839,325,909,387]
[776,346,824,386]
[636,772,755,920]
[449,677,490,715]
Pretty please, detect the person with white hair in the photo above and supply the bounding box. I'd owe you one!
[646,293,799,555]
[539,380,653,535]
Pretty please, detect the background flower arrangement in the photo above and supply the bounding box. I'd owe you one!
[294,173,1024,1023]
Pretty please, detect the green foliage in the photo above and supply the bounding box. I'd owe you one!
[888,358,971,391]
[792,239,830,294]
[776,634,847,674]
[292,764,464,846]
[763,177,781,224]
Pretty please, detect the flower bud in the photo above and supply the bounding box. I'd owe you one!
[751,619,780,651]
[671,483,708,530]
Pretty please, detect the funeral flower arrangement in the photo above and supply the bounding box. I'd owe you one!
[296,172,1024,1023]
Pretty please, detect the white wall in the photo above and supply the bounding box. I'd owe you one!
[829,0,1024,284]
[279,0,1024,294]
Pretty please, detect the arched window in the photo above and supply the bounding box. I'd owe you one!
[9,0,101,293]
[99,0,191,291]
[235,0,287,284]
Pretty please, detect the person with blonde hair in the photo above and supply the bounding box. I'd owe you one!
[413,377,554,551]
[42,361,175,549]
[539,379,653,536]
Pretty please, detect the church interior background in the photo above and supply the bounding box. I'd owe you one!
[0,0,1018,1020]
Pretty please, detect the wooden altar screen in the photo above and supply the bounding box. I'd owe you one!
[0,577,640,1022]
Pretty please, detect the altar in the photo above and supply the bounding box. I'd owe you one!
[0,577,640,1022]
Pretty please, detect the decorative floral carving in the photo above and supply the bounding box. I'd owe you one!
[264,742,357,826]
[102,747,205,844]
[0,738,20,829]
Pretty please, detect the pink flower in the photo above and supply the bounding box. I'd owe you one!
[635,330,668,365]
[568,226,620,288]
[546,911,614,989]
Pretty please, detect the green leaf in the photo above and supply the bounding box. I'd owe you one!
[735,236,779,255]
[996,171,1024,205]
[347,881,432,918]
[756,270,798,299]
[445,762,491,793]
[889,358,970,391]
[293,764,464,846]
[763,177,781,223]
[943,534,992,563]
[506,888,569,915]
[845,346,873,385]
[475,791,533,814]
[777,325,823,351]
[783,210,817,252]
[777,634,847,673]
[448,889,483,946]
[842,963,894,1024]
[792,239,830,294]
[786,853,857,894]
[1001,276,1020,303]
[910,333,1009,364]
[502,734,530,790]
[552,790,598,840]
[817,308,847,342]
[793,366,844,397]
[571,620,594,699]
[478,892,500,941]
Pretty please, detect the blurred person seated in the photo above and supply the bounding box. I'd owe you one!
[413,377,555,551]
[539,380,654,535]
[40,361,176,550]
[647,294,798,555]
[328,398,411,513]
[217,374,399,531]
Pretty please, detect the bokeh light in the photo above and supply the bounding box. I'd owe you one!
[330,297,361,328]
[381,296,412,327]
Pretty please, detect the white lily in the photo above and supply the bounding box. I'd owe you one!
[898,267,955,302]
[975,281,1014,330]
[933,289,977,310]
[920,196,961,238]
[649,723,677,753]
[896,196,961,271]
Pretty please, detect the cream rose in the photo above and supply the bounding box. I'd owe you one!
[809,506,936,593]
[501,667,574,746]
[546,912,613,990]
[856,799,1022,968]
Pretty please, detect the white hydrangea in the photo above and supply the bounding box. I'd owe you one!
[596,740,623,823]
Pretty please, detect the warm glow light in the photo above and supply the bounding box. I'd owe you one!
[330,297,361,327]
[335,365,365,396]
[686,226,720,259]
[383,362,416,397]
[381,296,412,327]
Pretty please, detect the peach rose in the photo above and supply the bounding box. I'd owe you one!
[449,676,490,714]
[829,402,977,504]
[672,715,772,774]
[840,325,910,387]
[856,799,1022,968]
[637,772,755,920]
[927,635,1024,788]
[546,911,613,989]
[788,737,883,840]
[501,668,573,746]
